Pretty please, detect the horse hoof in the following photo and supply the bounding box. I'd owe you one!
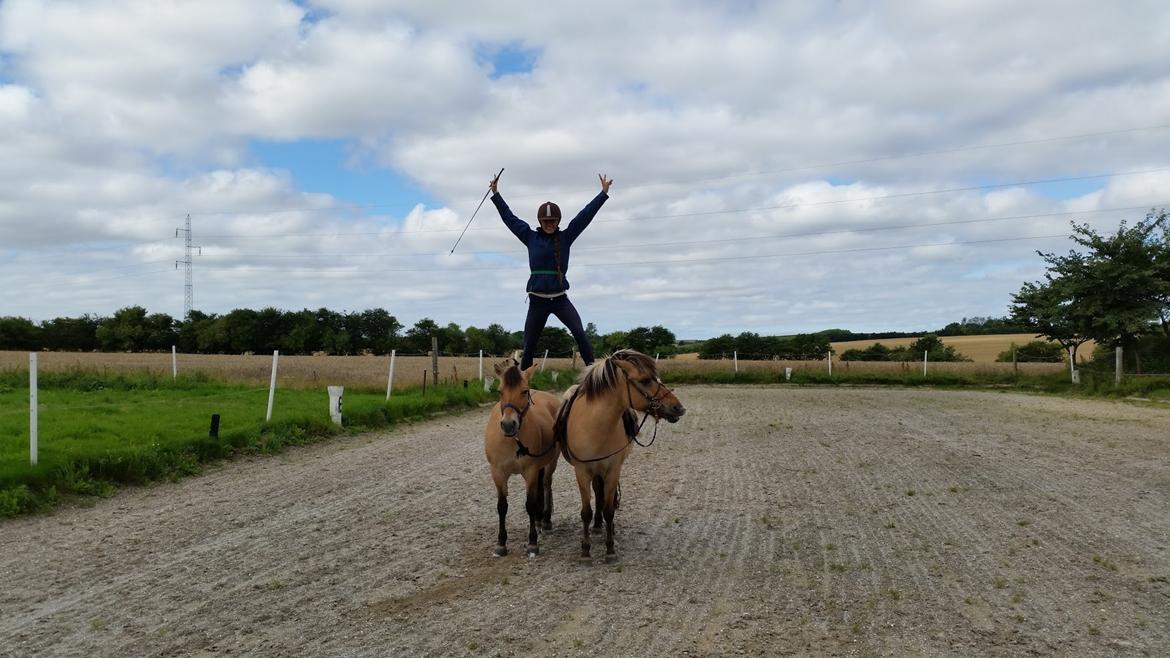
[492,546,508,557]
[604,553,620,564]
[526,544,539,558]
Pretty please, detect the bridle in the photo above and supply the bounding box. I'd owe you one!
[501,389,556,458]
[500,388,533,436]
[623,370,675,448]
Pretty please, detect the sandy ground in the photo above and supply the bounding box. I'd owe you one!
[1,386,1168,657]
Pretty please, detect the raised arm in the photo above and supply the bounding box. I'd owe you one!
[563,174,612,243]
[489,174,530,244]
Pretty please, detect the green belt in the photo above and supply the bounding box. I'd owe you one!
[530,270,560,276]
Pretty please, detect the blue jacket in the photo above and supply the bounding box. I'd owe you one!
[492,191,608,295]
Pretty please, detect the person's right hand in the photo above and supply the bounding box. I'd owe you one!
[489,172,501,194]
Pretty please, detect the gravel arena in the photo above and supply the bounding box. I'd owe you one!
[2,386,1168,657]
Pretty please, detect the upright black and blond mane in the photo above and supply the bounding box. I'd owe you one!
[501,360,523,388]
[578,349,658,398]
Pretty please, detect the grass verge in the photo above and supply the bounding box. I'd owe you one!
[0,369,547,519]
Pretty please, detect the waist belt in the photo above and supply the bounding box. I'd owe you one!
[530,270,560,275]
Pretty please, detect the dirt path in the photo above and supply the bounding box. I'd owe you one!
[2,387,1168,657]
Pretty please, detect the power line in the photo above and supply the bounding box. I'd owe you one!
[185,204,1162,260]
[193,232,1085,275]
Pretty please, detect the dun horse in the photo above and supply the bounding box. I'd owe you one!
[555,349,686,563]
[484,359,561,557]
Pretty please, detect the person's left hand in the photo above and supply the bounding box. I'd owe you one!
[599,174,613,194]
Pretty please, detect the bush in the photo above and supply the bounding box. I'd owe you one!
[996,340,1066,363]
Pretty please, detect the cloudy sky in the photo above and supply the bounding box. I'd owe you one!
[2,1,1169,339]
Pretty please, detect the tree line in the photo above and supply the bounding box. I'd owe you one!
[1010,210,1170,373]
[0,306,682,358]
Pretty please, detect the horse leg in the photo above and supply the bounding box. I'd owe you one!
[491,471,509,557]
[575,468,594,562]
[603,475,620,563]
[591,474,604,531]
[541,466,554,531]
[525,471,541,557]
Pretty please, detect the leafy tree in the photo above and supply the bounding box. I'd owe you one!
[0,317,41,350]
[439,322,467,355]
[403,318,441,354]
[699,334,735,359]
[535,326,575,357]
[1010,277,1093,364]
[96,306,149,351]
[355,308,401,354]
[1034,212,1168,371]
[39,315,100,351]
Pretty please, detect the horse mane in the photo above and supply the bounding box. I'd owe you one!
[501,363,523,387]
[578,349,658,399]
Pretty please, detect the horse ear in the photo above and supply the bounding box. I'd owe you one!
[522,364,538,381]
[493,361,507,377]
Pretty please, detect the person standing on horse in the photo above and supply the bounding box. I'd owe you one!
[490,172,612,370]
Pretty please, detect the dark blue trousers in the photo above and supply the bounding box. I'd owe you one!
[522,294,594,370]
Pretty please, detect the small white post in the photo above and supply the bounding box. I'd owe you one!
[923,351,928,376]
[328,386,344,426]
[827,351,832,376]
[1069,346,1075,383]
[29,353,38,466]
[266,350,279,422]
[655,352,660,363]
[733,351,739,373]
[785,367,792,381]
[385,349,397,401]
[541,349,549,372]
[1115,346,1123,384]
[172,345,177,380]
[484,376,495,393]
[478,349,483,381]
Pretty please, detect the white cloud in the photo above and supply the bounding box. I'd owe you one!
[1,0,1169,338]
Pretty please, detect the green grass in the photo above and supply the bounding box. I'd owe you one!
[0,370,503,518]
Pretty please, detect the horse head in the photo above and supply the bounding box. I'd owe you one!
[493,358,536,437]
[610,349,686,423]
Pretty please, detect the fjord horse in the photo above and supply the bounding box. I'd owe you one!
[484,359,561,557]
[555,349,685,563]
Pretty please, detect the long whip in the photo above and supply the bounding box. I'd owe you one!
[449,167,504,254]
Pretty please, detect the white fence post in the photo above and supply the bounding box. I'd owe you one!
[655,352,660,363]
[328,386,344,426]
[541,349,549,372]
[172,345,177,380]
[1069,347,1075,383]
[29,353,37,466]
[1115,346,1123,384]
[478,349,483,381]
[385,349,397,401]
[923,351,928,376]
[265,350,279,422]
[733,351,738,374]
[827,351,832,377]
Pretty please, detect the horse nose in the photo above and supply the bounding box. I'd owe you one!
[500,419,519,436]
